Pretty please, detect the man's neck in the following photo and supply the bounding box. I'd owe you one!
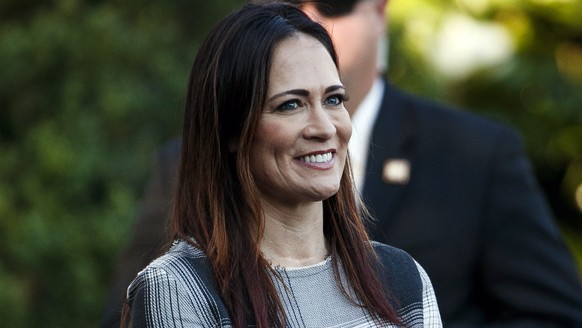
[344,72,381,116]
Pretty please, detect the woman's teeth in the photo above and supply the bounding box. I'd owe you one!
[300,152,332,163]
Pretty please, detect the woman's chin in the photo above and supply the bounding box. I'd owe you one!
[308,184,341,201]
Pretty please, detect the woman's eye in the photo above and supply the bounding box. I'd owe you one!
[325,94,346,107]
[276,100,301,111]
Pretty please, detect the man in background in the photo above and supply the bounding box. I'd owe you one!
[101,0,582,326]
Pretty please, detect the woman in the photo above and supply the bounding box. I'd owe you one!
[125,3,441,327]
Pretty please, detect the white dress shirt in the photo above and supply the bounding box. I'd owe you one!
[348,78,385,192]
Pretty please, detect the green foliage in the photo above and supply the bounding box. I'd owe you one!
[0,0,580,327]
[0,0,243,326]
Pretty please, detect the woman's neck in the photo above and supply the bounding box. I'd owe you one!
[259,200,329,268]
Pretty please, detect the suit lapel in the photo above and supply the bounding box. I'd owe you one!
[362,81,419,242]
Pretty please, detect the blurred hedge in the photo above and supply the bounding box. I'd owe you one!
[0,0,241,326]
[0,0,580,327]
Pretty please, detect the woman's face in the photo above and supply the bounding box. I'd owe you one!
[249,33,352,208]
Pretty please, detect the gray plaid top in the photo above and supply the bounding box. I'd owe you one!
[127,240,442,327]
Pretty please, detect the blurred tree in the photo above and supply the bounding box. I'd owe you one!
[0,0,242,326]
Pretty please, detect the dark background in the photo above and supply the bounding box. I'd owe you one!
[0,0,580,326]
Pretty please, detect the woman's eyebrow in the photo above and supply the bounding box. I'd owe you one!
[325,85,345,93]
[267,89,310,102]
[267,85,345,102]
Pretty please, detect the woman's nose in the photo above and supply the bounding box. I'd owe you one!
[303,105,336,140]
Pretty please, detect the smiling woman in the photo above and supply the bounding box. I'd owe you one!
[122,3,441,327]
[251,33,352,207]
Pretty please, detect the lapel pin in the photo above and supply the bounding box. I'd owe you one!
[382,159,410,185]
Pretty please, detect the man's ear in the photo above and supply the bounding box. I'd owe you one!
[370,0,389,36]
[376,0,389,15]
[301,2,323,23]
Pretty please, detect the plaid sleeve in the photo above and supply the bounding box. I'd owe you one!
[415,261,443,327]
[127,261,224,327]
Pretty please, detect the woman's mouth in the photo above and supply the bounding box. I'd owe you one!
[298,151,333,164]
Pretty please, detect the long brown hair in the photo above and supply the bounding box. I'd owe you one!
[172,3,399,327]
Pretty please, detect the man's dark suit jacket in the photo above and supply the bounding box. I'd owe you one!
[101,82,582,327]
